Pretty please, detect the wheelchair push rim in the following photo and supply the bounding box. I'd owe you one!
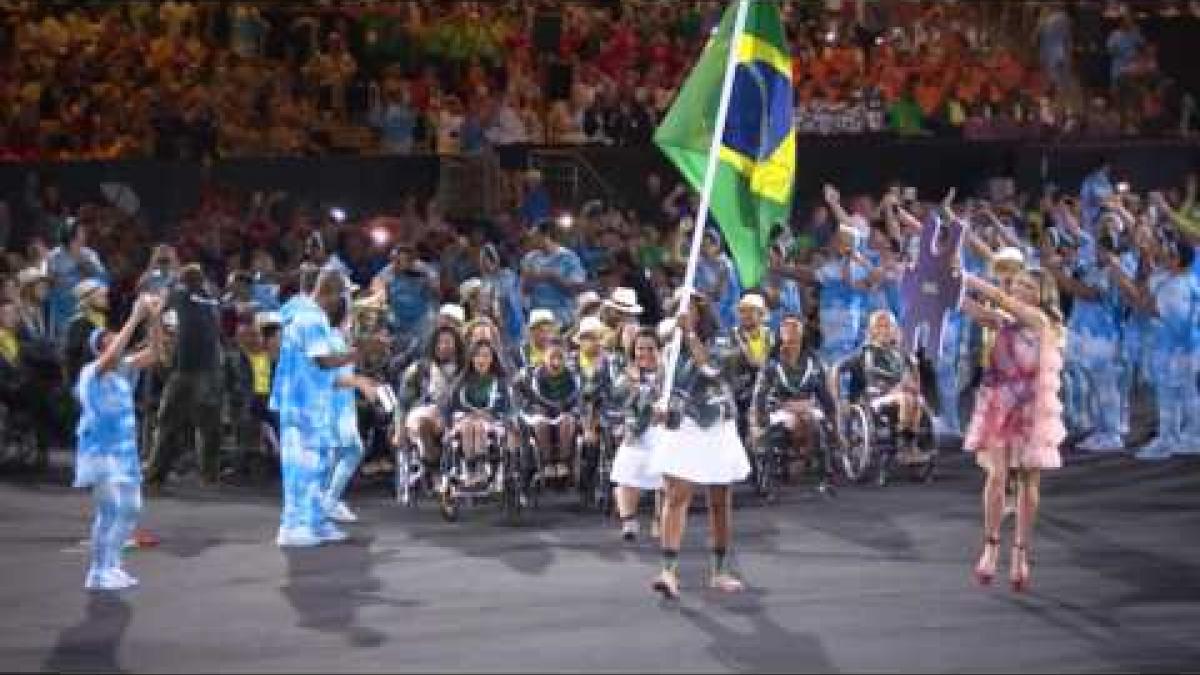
[837,405,875,483]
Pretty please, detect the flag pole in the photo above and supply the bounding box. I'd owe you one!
[658,0,751,408]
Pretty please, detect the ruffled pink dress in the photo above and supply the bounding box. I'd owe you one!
[964,322,1065,470]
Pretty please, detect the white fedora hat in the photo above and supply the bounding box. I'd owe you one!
[603,287,643,315]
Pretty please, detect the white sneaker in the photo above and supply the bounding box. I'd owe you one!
[110,568,139,588]
[1077,433,1125,453]
[621,519,639,542]
[1135,438,1174,461]
[315,523,349,543]
[327,501,358,523]
[276,527,322,548]
[84,569,132,591]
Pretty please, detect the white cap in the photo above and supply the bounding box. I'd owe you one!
[439,303,466,325]
[528,308,560,329]
[738,293,767,312]
[573,315,610,343]
[993,247,1025,266]
[255,311,282,328]
[459,278,483,300]
[162,310,179,329]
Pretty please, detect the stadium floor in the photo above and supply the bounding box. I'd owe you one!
[1,452,1198,673]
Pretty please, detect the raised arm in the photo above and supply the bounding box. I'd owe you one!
[963,274,1046,330]
[823,184,856,229]
[1102,250,1155,313]
[95,295,159,374]
[1040,244,1102,301]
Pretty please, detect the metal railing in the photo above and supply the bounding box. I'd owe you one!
[529,148,626,213]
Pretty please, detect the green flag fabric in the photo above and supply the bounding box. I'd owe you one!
[653,0,795,289]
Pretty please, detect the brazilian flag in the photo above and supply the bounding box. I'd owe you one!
[654,0,795,289]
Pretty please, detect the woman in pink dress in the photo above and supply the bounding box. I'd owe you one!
[960,269,1066,592]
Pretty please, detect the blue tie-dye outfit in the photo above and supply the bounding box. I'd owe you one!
[269,295,338,538]
[483,268,526,346]
[764,272,804,332]
[1080,169,1113,232]
[74,360,143,587]
[934,247,986,436]
[1066,255,1124,451]
[521,246,586,327]
[1116,251,1150,436]
[695,254,741,336]
[1138,270,1200,457]
[864,248,904,320]
[815,257,871,367]
[322,329,364,512]
[379,264,436,344]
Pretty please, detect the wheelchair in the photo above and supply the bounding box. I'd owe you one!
[833,364,938,486]
[748,399,837,504]
[514,408,587,502]
[435,414,529,523]
[576,404,624,515]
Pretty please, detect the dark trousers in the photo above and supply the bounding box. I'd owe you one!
[146,371,224,485]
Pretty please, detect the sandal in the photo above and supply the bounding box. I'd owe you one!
[974,535,1000,587]
[1010,543,1031,593]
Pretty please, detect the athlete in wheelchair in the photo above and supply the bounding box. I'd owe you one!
[438,338,522,521]
[570,316,623,512]
[748,313,837,502]
[392,326,465,507]
[834,310,938,486]
[725,293,775,453]
[514,337,582,493]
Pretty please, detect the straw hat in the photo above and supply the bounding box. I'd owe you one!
[439,304,466,326]
[573,316,611,344]
[603,287,643,315]
[17,267,48,286]
[73,279,106,301]
[576,290,603,314]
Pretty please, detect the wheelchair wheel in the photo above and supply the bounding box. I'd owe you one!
[753,446,778,505]
[394,443,422,508]
[439,480,460,522]
[836,404,877,484]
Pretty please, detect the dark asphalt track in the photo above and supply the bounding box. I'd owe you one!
[1,452,1199,673]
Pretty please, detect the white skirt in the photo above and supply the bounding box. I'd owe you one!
[647,418,750,486]
[610,431,664,491]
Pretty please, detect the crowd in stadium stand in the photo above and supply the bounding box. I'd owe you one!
[0,1,1195,162]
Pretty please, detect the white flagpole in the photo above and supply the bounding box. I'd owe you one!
[658,0,752,408]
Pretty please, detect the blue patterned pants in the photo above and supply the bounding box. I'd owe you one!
[88,480,142,582]
[279,427,329,533]
[323,440,364,510]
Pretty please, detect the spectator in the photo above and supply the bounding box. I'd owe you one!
[369,81,417,154]
[144,263,225,491]
[46,220,108,342]
[63,279,110,388]
[1036,3,1073,93]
